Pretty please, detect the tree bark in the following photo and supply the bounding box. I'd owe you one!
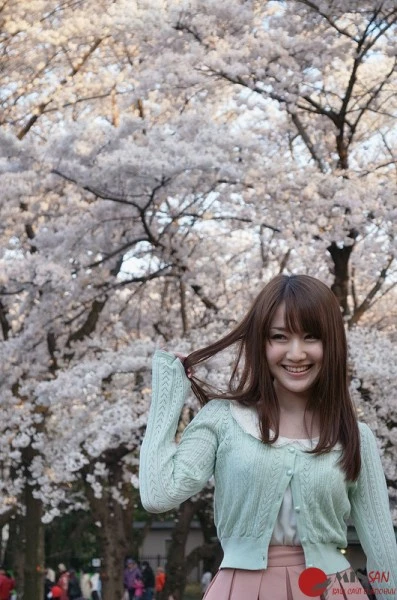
[195,502,223,574]
[162,499,205,600]
[94,501,130,600]
[83,451,136,600]
[327,236,356,315]
[23,483,45,600]
[4,514,26,594]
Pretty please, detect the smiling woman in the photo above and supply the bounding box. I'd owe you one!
[139,275,397,600]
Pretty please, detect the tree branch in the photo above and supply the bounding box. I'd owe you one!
[0,299,11,340]
[66,298,107,346]
[288,110,327,172]
[17,37,105,139]
[348,256,395,326]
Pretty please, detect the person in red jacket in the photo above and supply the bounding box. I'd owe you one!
[57,564,69,600]
[0,568,15,600]
[154,567,165,600]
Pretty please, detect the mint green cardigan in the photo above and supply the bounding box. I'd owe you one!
[139,350,397,595]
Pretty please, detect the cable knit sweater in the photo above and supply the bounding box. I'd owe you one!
[139,350,397,598]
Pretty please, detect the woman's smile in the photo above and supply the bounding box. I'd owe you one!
[282,364,313,375]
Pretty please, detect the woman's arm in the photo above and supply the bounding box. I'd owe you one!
[139,350,220,513]
[349,423,397,599]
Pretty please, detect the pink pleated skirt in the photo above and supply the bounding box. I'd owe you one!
[202,546,369,600]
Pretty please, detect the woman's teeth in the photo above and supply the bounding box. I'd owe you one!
[283,366,311,373]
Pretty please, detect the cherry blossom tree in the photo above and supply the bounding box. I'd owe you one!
[0,2,396,600]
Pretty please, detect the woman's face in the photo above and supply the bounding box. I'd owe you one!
[265,303,323,399]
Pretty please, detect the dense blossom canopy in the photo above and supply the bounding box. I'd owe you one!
[0,0,396,527]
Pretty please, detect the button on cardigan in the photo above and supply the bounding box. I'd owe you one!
[139,350,397,598]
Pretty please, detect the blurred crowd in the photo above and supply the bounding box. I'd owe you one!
[0,559,167,600]
[41,559,166,600]
[44,563,101,599]
[123,558,166,600]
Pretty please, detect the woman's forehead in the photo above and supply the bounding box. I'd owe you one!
[269,303,287,326]
[269,300,320,333]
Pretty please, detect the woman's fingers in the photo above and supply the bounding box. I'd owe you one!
[173,352,193,379]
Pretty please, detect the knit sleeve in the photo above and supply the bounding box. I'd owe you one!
[349,423,397,598]
[139,349,219,513]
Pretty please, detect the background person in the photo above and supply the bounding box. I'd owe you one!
[133,574,144,599]
[44,569,55,600]
[200,571,212,595]
[90,569,101,600]
[67,569,82,600]
[0,568,14,600]
[123,559,141,600]
[154,567,165,600]
[141,562,155,600]
[80,568,92,600]
[57,564,69,600]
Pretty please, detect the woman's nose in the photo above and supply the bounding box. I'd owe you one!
[286,339,307,360]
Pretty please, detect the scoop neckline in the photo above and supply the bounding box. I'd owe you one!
[269,428,320,442]
[229,402,343,451]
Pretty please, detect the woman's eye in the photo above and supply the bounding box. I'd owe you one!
[271,334,286,340]
[305,334,318,340]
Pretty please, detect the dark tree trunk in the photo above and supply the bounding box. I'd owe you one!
[195,502,223,574]
[83,449,137,600]
[94,499,130,600]
[4,514,26,594]
[23,483,45,600]
[162,499,205,600]
[327,235,357,315]
[185,541,222,579]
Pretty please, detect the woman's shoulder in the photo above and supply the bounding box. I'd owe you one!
[196,398,232,418]
[357,421,374,437]
[356,421,379,451]
[228,400,260,439]
[185,399,232,436]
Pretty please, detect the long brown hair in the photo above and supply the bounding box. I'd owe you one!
[184,274,361,481]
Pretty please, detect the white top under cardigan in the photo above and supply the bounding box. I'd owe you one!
[229,401,339,546]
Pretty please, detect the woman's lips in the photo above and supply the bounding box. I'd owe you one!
[282,365,312,374]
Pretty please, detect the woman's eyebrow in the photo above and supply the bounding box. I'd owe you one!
[270,326,288,331]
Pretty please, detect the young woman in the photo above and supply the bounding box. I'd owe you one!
[139,274,397,600]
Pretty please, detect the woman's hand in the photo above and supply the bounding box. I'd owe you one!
[173,352,193,379]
